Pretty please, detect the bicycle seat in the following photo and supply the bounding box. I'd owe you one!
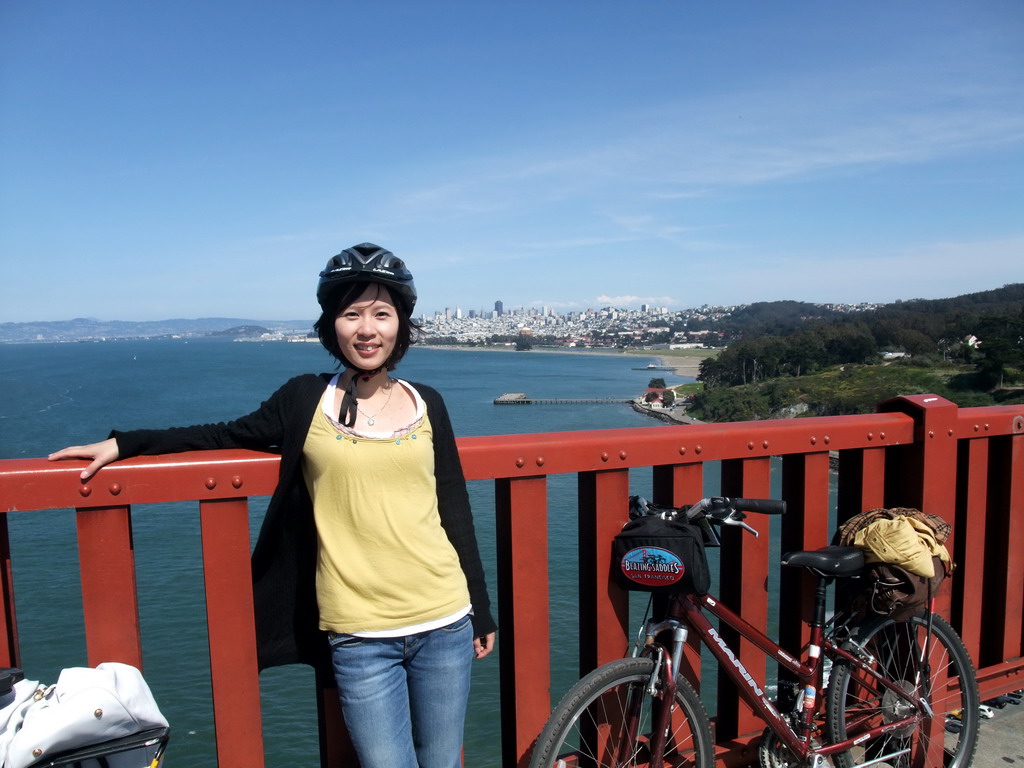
[782,546,864,578]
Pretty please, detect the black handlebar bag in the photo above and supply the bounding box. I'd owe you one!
[612,515,710,595]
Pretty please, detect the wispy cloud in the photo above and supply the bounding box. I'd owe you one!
[369,70,1024,241]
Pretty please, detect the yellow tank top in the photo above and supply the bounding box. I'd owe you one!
[301,380,470,634]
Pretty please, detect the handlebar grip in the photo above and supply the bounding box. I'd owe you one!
[733,498,786,515]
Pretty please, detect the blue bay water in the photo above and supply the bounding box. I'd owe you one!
[0,340,691,767]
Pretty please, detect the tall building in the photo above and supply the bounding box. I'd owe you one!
[495,300,504,316]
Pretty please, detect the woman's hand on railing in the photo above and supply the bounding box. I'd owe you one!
[48,438,120,481]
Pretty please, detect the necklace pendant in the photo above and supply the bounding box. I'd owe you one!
[367,417,375,426]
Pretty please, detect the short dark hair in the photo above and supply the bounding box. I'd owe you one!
[313,281,419,369]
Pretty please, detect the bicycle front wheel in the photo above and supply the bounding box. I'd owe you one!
[825,611,979,768]
[528,657,714,768]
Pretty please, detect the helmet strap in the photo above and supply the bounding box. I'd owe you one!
[338,364,386,428]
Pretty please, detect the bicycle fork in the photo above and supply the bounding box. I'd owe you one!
[627,622,689,768]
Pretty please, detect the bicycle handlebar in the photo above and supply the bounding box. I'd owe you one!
[729,497,787,515]
[682,496,786,520]
[628,495,786,542]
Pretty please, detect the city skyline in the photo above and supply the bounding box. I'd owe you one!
[2,2,1021,323]
[0,291,896,344]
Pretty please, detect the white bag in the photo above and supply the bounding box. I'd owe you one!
[0,677,42,767]
[2,663,167,768]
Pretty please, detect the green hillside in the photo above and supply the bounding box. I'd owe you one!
[686,284,1023,421]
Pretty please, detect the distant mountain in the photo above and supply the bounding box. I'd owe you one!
[0,317,314,343]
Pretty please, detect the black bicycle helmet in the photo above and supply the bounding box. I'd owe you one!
[316,243,417,316]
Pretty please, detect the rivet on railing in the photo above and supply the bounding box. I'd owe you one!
[810,436,817,445]
[762,440,769,449]
[823,436,831,445]
[948,429,954,437]
[747,442,754,451]
[695,445,703,454]
[678,446,686,456]
[984,423,991,431]
[79,485,92,498]
[880,432,886,440]
[205,477,217,490]
[867,433,874,441]
[515,457,525,468]
[1014,416,1024,433]
[601,452,610,462]
[928,431,935,439]
[619,451,627,461]
[231,476,243,489]
[973,424,980,432]
[535,457,545,467]
[108,483,121,496]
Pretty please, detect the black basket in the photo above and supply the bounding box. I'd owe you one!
[612,515,710,595]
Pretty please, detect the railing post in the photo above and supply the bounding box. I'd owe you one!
[76,505,142,669]
[779,453,831,682]
[878,395,958,516]
[979,432,1024,667]
[651,463,705,688]
[577,470,630,674]
[836,447,886,523]
[651,463,705,509]
[199,498,264,768]
[878,395,959,618]
[717,457,772,744]
[0,515,19,669]
[495,476,550,768]
[955,437,989,659]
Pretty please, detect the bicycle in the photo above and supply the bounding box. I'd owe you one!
[528,496,979,768]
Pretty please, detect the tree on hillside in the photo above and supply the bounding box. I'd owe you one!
[697,321,879,389]
[972,312,1024,389]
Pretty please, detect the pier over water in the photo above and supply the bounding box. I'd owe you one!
[494,392,631,404]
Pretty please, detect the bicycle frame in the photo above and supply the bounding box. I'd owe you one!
[641,591,934,765]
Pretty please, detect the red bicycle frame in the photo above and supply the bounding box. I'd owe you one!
[641,592,933,765]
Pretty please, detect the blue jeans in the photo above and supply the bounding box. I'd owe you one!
[329,615,474,768]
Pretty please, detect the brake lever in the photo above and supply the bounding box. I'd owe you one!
[722,513,759,538]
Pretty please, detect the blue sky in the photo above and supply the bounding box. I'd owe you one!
[2,1,1021,322]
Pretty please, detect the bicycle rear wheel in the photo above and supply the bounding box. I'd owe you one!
[825,612,978,767]
[528,657,713,768]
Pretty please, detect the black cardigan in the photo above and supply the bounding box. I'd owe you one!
[112,373,496,672]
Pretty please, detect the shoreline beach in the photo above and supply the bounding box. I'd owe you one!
[415,344,711,379]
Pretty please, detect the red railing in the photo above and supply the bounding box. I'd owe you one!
[1,394,1022,766]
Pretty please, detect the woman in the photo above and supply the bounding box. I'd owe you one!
[50,243,497,768]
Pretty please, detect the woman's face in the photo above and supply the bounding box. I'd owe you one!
[334,284,400,371]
